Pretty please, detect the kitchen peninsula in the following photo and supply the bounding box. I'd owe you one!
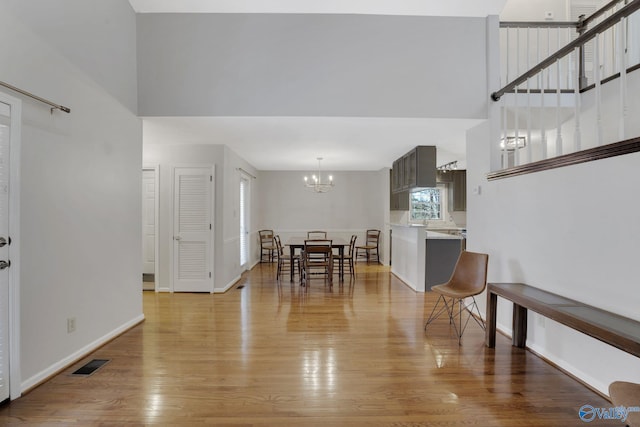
[390,224,464,292]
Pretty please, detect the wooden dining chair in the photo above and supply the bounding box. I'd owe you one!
[258,230,277,263]
[356,229,381,264]
[307,230,327,239]
[274,235,300,280]
[301,239,333,287]
[334,235,357,278]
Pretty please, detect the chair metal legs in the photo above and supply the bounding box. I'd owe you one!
[424,295,486,345]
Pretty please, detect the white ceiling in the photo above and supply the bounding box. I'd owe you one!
[133,0,505,171]
[128,0,507,17]
[142,116,483,171]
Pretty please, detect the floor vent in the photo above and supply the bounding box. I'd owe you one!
[71,359,110,376]
[236,285,245,289]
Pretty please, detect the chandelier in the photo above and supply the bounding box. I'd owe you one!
[303,157,334,193]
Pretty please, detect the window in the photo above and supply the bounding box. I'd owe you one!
[410,187,444,221]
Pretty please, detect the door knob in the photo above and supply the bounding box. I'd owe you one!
[174,236,181,241]
[0,237,10,247]
[0,260,10,270]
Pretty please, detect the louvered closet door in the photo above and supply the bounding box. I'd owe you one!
[0,102,11,401]
[173,167,213,293]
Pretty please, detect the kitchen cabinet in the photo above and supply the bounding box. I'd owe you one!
[426,236,464,288]
[450,170,466,212]
[391,146,436,193]
[390,169,409,210]
[390,190,409,210]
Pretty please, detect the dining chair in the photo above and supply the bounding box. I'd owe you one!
[356,229,381,264]
[334,235,357,278]
[424,250,489,344]
[274,235,300,281]
[301,239,333,287]
[307,230,327,239]
[258,230,278,263]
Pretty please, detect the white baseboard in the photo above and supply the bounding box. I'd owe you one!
[215,275,241,293]
[21,314,145,394]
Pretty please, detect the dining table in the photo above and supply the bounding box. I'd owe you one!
[285,236,349,283]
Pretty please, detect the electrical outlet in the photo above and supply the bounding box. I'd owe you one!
[67,317,76,333]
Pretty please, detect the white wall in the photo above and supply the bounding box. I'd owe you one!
[3,0,138,113]
[142,144,260,292]
[258,169,389,264]
[137,13,489,120]
[468,79,640,396]
[0,1,143,392]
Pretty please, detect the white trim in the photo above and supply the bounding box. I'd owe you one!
[21,315,145,393]
[142,164,160,292]
[215,275,241,293]
[0,91,22,400]
[239,173,250,272]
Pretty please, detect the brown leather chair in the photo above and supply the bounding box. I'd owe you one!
[356,229,381,264]
[258,230,277,263]
[424,250,489,344]
[274,235,300,280]
[609,381,640,427]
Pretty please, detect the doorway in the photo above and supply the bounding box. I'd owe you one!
[142,166,159,291]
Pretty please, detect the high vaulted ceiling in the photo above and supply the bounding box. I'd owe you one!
[128,0,507,17]
[131,0,507,171]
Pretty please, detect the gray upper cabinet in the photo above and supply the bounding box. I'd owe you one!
[391,146,436,193]
[450,170,466,212]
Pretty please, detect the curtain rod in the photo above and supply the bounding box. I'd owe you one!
[0,80,71,113]
[236,167,256,179]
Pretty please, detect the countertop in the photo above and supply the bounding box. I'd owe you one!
[426,230,463,240]
[390,224,463,240]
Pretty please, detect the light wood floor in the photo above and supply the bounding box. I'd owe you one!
[0,263,611,426]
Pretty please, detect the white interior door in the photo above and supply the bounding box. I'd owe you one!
[0,98,15,401]
[173,167,213,293]
[142,168,157,290]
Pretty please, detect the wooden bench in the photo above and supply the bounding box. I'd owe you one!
[485,283,640,358]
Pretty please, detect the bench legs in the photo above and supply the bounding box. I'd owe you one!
[513,304,527,348]
[486,291,497,347]
[485,290,528,349]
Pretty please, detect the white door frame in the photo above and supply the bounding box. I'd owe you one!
[239,173,250,271]
[142,164,160,291]
[170,164,215,293]
[0,91,22,400]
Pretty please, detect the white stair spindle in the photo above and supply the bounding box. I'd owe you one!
[555,28,563,157]
[574,46,582,152]
[502,100,508,169]
[618,17,627,141]
[526,28,532,164]
[514,28,520,167]
[540,28,547,161]
[595,33,603,146]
